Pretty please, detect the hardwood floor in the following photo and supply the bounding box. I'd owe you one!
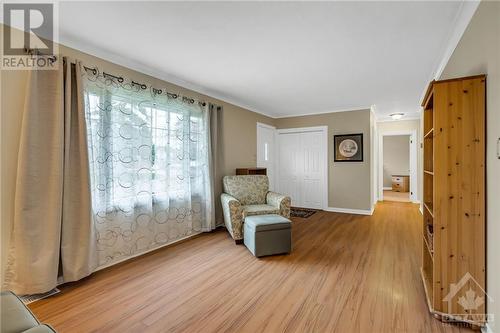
[29,202,473,333]
[383,190,410,202]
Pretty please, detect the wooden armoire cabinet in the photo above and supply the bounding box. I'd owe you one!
[421,75,486,326]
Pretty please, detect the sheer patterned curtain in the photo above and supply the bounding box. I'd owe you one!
[83,71,213,268]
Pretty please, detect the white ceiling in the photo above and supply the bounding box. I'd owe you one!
[55,1,475,120]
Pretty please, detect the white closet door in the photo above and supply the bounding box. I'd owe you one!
[301,131,325,209]
[277,128,327,209]
[277,133,302,207]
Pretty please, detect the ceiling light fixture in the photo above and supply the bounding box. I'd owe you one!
[390,113,405,120]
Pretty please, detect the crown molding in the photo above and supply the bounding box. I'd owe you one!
[433,0,480,80]
[59,36,373,120]
[419,0,480,103]
[58,35,278,119]
[58,36,426,122]
[58,4,472,123]
[273,106,371,119]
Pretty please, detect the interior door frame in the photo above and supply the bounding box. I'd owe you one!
[378,129,418,203]
[276,126,328,210]
[256,122,277,190]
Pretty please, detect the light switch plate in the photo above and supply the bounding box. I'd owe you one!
[497,138,500,159]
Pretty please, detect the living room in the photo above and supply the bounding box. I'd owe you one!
[1,1,499,332]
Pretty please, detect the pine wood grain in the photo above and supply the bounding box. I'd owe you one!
[29,202,474,332]
[432,76,486,318]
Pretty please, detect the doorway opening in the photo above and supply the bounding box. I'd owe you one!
[379,132,416,203]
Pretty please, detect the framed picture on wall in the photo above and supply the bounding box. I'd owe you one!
[334,133,363,162]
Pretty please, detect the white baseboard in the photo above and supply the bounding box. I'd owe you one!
[383,187,392,190]
[325,206,374,216]
[419,205,423,215]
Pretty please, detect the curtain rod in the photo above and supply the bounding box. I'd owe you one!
[24,48,207,107]
[24,47,56,63]
[81,64,206,106]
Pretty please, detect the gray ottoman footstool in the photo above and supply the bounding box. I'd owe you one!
[244,214,291,257]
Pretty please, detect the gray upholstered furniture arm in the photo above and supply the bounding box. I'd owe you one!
[0,291,57,333]
[22,325,57,333]
[266,191,291,218]
[221,193,244,240]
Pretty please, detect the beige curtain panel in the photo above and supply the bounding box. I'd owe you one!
[3,58,97,295]
[208,104,223,228]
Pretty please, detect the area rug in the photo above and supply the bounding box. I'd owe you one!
[290,207,317,218]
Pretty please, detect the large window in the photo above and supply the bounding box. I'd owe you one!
[83,74,210,267]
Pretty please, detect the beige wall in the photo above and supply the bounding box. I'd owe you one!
[275,110,372,211]
[439,1,500,328]
[382,136,410,187]
[0,25,275,284]
[220,107,275,177]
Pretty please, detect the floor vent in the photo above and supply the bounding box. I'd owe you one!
[19,288,60,305]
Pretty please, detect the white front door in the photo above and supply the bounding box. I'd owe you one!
[257,123,276,190]
[276,127,327,209]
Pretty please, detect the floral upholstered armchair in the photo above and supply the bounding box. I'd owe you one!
[221,175,291,243]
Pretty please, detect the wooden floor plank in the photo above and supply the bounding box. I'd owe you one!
[383,190,411,202]
[29,201,473,333]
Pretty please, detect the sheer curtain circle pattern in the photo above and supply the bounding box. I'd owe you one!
[83,70,213,268]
